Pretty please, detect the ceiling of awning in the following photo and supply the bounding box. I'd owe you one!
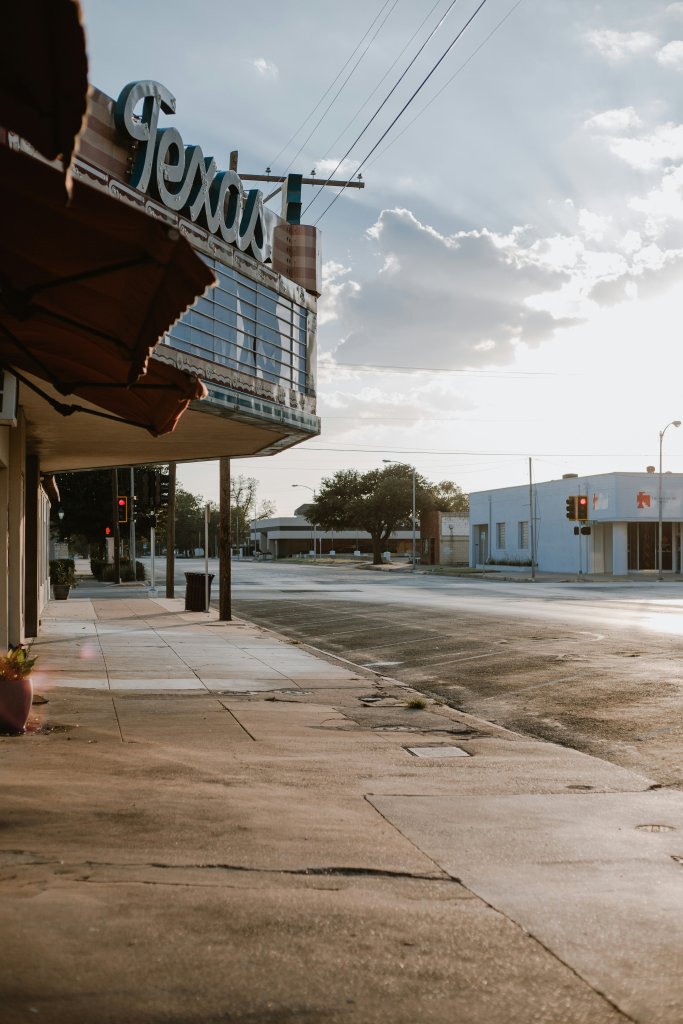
[0,144,215,435]
[20,371,317,472]
[0,0,88,175]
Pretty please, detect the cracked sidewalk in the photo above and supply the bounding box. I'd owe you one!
[0,583,680,1023]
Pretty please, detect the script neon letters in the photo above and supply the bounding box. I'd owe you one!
[114,81,267,262]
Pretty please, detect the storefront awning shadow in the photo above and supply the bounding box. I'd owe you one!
[0,144,215,435]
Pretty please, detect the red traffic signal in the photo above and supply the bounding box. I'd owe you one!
[117,497,128,523]
[577,495,589,522]
[105,526,112,536]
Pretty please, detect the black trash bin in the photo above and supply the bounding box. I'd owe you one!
[184,572,214,611]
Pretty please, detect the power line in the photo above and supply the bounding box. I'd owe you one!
[314,0,491,225]
[367,0,525,170]
[296,443,672,458]
[302,0,463,217]
[319,0,445,162]
[283,0,400,175]
[319,360,581,378]
[269,0,395,170]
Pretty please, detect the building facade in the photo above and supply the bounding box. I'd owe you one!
[470,471,683,575]
[252,518,414,560]
[0,44,323,647]
[420,511,469,566]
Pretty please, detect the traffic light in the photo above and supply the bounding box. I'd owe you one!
[565,496,578,520]
[577,495,589,522]
[105,526,112,536]
[137,467,156,512]
[117,496,128,523]
[155,469,170,508]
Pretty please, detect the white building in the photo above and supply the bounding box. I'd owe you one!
[469,470,683,575]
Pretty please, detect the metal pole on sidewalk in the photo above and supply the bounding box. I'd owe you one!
[219,458,232,620]
[129,467,136,574]
[204,503,210,614]
[150,525,157,595]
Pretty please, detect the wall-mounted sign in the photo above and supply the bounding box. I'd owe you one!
[0,371,18,426]
[115,81,267,263]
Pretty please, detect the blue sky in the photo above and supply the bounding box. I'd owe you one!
[81,0,683,512]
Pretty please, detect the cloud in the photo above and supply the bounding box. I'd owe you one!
[584,107,643,133]
[330,209,576,370]
[629,164,683,229]
[578,209,611,242]
[317,261,360,330]
[252,57,278,78]
[604,122,683,170]
[667,3,683,19]
[657,40,683,69]
[313,158,360,179]
[585,29,657,62]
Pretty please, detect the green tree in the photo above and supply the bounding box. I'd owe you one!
[230,475,275,550]
[54,469,118,553]
[310,466,468,565]
[424,480,469,516]
[174,487,204,556]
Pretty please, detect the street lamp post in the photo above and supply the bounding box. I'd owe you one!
[292,484,317,558]
[382,459,416,572]
[658,419,681,581]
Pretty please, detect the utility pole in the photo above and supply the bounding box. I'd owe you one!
[219,457,231,620]
[528,457,536,582]
[129,467,136,571]
[165,463,176,598]
[111,468,121,584]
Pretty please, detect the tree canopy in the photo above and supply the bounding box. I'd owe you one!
[309,465,468,564]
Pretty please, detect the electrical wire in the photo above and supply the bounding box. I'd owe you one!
[269,0,395,170]
[318,360,581,378]
[302,0,463,217]
[313,0,491,225]
[283,0,400,175]
[366,0,525,170]
[319,0,445,162]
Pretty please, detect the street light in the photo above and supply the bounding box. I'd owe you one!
[382,459,416,571]
[658,420,681,581]
[292,484,317,558]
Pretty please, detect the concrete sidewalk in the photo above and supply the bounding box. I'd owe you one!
[1,582,682,1023]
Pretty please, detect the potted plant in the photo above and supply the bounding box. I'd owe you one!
[50,558,77,600]
[0,644,37,734]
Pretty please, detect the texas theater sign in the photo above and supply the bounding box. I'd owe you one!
[115,80,268,262]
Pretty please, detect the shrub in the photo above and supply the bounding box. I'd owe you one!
[49,559,77,587]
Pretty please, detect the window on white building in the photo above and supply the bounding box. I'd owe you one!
[496,522,506,547]
[518,521,529,549]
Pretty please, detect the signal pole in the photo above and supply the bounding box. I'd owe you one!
[129,467,136,571]
[165,463,176,598]
[111,468,121,584]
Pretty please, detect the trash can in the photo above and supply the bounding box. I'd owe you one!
[184,572,214,611]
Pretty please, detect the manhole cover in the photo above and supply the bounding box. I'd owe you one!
[636,824,676,833]
[406,745,470,758]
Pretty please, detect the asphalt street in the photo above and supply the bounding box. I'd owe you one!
[169,558,683,790]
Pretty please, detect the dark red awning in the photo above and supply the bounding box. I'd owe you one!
[0,0,89,174]
[0,144,214,435]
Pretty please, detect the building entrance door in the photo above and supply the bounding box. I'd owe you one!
[628,522,672,570]
[476,525,489,564]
